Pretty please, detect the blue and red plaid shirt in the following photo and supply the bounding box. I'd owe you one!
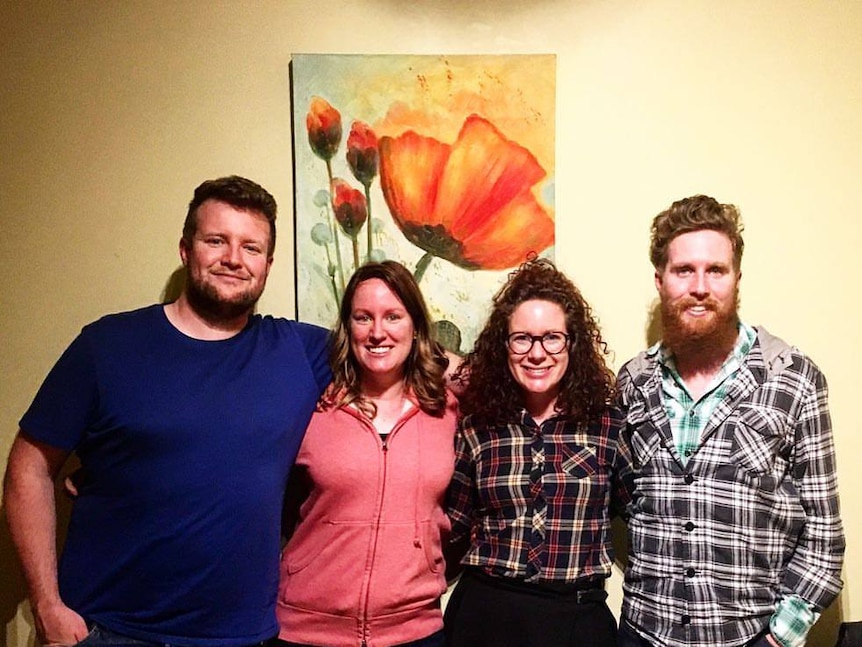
[447,407,632,583]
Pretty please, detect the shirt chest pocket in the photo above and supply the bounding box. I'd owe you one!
[625,401,663,470]
[730,407,793,477]
[560,444,599,479]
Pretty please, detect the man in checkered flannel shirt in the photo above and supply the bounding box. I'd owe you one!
[617,195,844,647]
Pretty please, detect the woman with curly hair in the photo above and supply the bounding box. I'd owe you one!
[444,257,632,647]
[276,261,457,647]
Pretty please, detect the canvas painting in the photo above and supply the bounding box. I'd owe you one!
[291,53,556,355]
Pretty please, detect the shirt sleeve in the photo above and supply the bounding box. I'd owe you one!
[769,594,819,647]
[19,328,98,452]
[446,418,477,547]
[292,321,332,393]
[607,406,634,519]
[780,361,844,609]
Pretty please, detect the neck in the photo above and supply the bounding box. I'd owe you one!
[524,392,558,425]
[361,374,406,402]
[164,293,251,340]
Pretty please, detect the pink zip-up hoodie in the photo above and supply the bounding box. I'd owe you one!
[277,394,457,647]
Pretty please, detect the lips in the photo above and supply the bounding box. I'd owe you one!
[366,346,392,355]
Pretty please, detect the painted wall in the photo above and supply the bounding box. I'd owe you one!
[2,2,859,645]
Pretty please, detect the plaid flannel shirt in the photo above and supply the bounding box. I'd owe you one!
[447,407,632,583]
[617,326,844,647]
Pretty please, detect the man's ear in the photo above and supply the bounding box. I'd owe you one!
[179,238,189,266]
[654,270,662,292]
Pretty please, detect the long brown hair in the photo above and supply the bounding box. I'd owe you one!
[324,261,449,418]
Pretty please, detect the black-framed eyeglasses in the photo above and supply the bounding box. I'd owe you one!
[507,331,571,355]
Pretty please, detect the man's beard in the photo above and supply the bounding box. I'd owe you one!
[661,289,740,363]
[185,272,264,324]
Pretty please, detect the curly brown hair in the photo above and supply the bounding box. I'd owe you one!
[454,257,614,424]
[650,194,744,271]
[324,261,449,418]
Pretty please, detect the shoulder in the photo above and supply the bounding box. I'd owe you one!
[616,349,656,388]
[78,304,166,343]
[254,316,329,348]
[753,326,825,385]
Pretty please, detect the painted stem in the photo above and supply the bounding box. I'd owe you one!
[364,184,373,262]
[326,159,346,293]
[414,252,433,284]
[352,236,360,271]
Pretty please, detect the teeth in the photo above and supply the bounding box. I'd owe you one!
[368,347,389,354]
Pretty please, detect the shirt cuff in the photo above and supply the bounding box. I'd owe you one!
[769,594,819,647]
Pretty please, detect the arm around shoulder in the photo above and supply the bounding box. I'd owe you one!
[3,432,88,646]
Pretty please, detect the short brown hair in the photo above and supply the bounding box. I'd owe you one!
[650,194,744,271]
[183,176,278,255]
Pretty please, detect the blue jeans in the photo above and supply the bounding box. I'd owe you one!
[76,625,160,647]
[76,624,272,647]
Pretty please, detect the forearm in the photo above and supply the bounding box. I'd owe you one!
[4,437,63,607]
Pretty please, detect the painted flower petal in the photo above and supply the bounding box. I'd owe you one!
[379,131,450,229]
[458,192,554,269]
[378,114,553,271]
[331,178,367,237]
[307,96,342,161]
[347,120,379,187]
[440,115,546,237]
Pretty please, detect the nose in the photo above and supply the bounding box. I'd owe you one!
[369,318,386,340]
[220,243,242,268]
[527,338,547,360]
[691,271,709,298]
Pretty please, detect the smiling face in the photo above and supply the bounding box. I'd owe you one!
[180,199,273,321]
[656,229,740,353]
[349,278,415,389]
[507,299,570,422]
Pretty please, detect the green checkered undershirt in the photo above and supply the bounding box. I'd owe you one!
[657,322,755,466]
[654,322,818,647]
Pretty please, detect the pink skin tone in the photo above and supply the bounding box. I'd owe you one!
[349,278,415,396]
[507,299,569,424]
[179,199,273,312]
[655,229,739,335]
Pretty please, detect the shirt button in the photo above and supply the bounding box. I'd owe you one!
[681,614,691,625]
[684,521,695,532]
[689,409,696,417]
[685,567,696,578]
[684,474,695,485]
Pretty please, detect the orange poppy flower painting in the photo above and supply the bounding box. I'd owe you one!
[292,54,555,354]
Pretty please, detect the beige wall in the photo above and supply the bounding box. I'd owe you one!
[2,1,860,645]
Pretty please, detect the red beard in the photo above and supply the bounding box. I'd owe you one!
[661,291,739,362]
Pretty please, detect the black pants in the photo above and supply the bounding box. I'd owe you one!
[444,570,617,647]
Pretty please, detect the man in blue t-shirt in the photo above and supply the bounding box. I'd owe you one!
[3,176,331,647]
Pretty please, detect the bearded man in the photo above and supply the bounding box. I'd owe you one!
[3,177,330,647]
[616,195,844,647]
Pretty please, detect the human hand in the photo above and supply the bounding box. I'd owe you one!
[33,600,88,647]
[765,635,782,647]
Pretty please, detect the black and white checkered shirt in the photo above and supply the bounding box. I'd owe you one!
[617,326,844,647]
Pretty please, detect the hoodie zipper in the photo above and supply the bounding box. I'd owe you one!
[360,435,389,646]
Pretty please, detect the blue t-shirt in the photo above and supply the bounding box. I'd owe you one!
[19,305,331,646]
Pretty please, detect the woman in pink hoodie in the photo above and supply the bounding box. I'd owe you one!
[275,261,457,647]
